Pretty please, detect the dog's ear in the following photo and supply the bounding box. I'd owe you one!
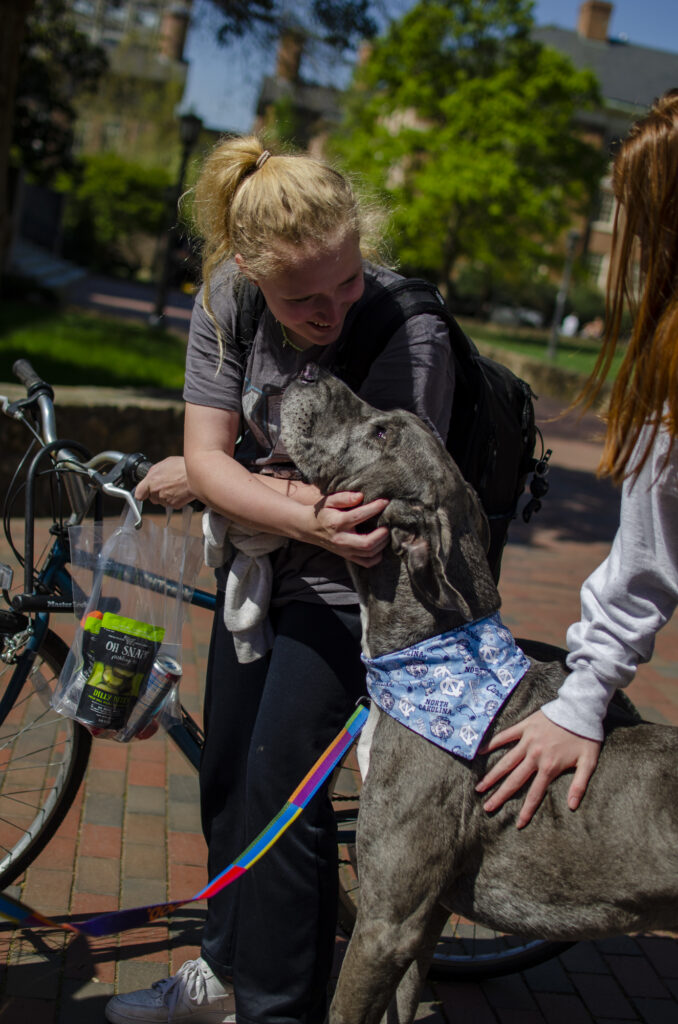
[465,482,490,554]
[381,500,473,618]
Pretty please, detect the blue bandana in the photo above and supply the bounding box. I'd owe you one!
[362,613,529,759]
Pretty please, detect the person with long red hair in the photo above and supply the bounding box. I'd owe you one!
[477,89,678,827]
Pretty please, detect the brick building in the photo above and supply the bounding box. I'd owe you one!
[253,29,343,157]
[535,2,678,289]
[68,0,193,162]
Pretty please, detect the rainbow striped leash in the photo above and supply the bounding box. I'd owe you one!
[0,703,368,939]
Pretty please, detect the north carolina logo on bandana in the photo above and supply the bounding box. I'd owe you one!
[362,613,529,759]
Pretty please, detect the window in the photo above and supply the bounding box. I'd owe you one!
[593,179,616,230]
[135,6,159,27]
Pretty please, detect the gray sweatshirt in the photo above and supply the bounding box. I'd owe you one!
[542,423,678,741]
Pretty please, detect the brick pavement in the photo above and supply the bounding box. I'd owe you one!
[0,398,677,1022]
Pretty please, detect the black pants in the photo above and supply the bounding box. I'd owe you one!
[199,595,365,1024]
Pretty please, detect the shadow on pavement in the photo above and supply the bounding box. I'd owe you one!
[512,462,619,547]
[507,394,620,548]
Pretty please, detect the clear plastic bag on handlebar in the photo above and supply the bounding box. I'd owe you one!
[52,505,203,742]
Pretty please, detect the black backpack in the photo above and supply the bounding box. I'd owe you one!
[232,276,549,581]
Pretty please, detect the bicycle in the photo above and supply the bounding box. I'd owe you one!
[0,359,571,979]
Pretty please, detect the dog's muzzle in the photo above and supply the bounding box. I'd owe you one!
[299,362,320,384]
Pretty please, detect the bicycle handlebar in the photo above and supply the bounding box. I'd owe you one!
[125,455,154,487]
[6,359,198,526]
[6,360,156,525]
[12,359,53,396]
[10,359,152,484]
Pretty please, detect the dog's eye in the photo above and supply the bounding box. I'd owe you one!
[374,425,388,441]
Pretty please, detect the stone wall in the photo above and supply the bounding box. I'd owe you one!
[474,343,609,409]
[0,384,184,503]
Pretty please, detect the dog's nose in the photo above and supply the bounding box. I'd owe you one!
[299,362,320,384]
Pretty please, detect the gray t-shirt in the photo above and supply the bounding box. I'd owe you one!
[184,259,454,605]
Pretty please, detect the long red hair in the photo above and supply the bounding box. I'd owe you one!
[579,89,678,484]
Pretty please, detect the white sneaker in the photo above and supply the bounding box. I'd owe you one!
[104,957,236,1023]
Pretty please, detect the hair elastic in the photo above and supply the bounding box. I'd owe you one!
[256,150,272,169]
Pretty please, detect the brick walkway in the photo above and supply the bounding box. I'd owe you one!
[1,397,677,1022]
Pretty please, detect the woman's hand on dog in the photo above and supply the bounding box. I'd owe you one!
[310,491,390,568]
[475,711,601,828]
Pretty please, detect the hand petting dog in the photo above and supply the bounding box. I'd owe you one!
[476,710,602,828]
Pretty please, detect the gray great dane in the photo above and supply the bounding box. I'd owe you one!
[280,366,678,1024]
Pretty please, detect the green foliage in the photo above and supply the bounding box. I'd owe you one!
[60,154,173,277]
[13,0,107,184]
[0,301,187,389]
[71,155,170,243]
[452,261,559,319]
[312,0,377,48]
[567,278,606,323]
[331,0,605,289]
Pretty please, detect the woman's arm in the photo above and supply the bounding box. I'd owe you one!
[133,454,322,509]
[476,426,678,827]
[184,402,390,568]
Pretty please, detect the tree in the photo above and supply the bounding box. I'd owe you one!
[331,0,605,295]
[61,154,173,277]
[1,0,35,272]
[0,0,378,275]
[13,0,108,184]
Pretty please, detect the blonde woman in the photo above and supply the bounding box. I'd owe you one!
[478,90,678,828]
[106,138,454,1024]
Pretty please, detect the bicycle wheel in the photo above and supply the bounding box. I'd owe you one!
[0,623,91,887]
[332,748,572,981]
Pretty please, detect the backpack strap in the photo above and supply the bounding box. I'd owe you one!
[333,278,479,391]
[232,275,267,368]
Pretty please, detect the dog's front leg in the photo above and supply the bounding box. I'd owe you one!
[387,902,451,1023]
[330,899,443,1024]
[331,716,460,1024]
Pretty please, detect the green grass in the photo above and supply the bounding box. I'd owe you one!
[459,318,624,380]
[0,300,187,390]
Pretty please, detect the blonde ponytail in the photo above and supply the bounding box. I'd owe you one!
[190,135,384,362]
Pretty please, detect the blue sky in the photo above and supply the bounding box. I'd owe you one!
[181,0,678,133]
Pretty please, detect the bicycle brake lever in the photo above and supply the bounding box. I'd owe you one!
[3,397,31,420]
[100,480,143,528]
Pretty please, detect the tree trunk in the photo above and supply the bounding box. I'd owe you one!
[0,0,35,276]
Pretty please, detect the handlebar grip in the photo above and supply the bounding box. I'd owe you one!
[131,456,154,483]
[12,359,52,395]
[124,452,204,511]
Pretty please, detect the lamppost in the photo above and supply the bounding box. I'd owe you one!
[150,110,203,327]
[547,228,581,362]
